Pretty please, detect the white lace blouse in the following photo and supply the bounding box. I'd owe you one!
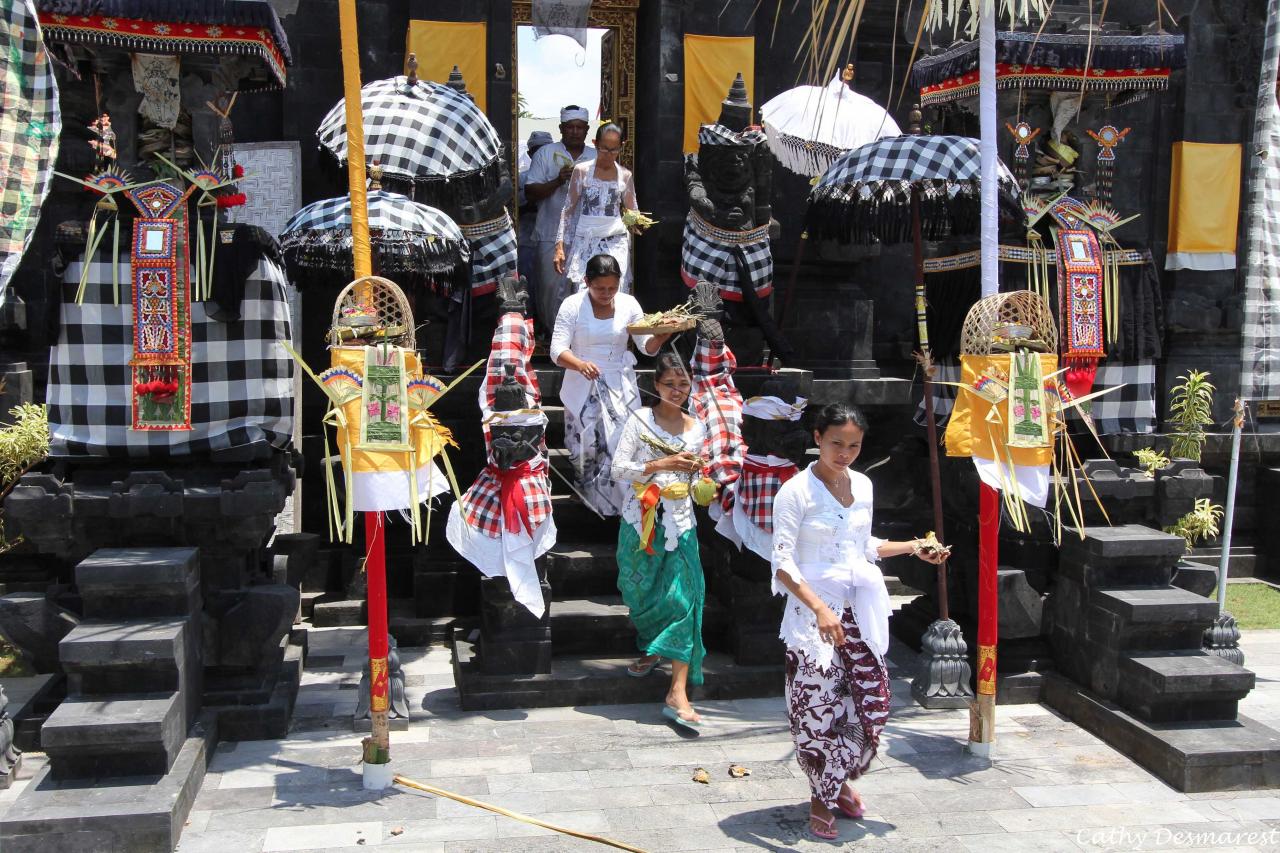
[770,463,890,668]
[610,408,707,552]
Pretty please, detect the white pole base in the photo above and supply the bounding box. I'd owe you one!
[362,760,394,790]
[966,739,992,758]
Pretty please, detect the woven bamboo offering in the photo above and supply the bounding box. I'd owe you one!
[330,275,416,348]
[960,291,1057,356]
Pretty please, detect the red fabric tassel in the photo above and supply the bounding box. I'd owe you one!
[1063,359,1098,400]
[741,458,799,482]
[490,461,537,536]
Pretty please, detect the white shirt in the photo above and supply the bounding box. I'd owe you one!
[549,291,651,371]
[611,408,708,551]
[770,463,890,667]
[526,141,597,243]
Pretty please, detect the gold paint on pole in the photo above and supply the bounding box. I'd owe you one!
[338,0,372,284]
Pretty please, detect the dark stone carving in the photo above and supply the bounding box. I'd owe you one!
[911,618,973,708]
[355,634,410,721]
[1204,611,1245,666]
[0,686,22,789]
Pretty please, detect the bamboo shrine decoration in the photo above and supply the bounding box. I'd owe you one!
[285,277,462,544]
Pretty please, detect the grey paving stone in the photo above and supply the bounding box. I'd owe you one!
[956,830,1087,852]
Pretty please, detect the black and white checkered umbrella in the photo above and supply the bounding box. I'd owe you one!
[317,77,502,184]
[279,190,470,280]
[807,134,1022,245]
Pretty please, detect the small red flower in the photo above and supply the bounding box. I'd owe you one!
[233,164,245,178]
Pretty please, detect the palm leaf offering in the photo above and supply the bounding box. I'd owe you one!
[621,208,659,233]
[626,295,707,334]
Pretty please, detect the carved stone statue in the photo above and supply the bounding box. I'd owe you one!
[682,74,791,361]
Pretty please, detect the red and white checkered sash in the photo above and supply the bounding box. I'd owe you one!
[482,313,541,410]
[689,338,744,489]
[724,454,799,533]
[458,458,552,538]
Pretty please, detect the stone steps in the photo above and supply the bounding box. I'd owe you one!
[59,618,189,695]
[41,692,185,780]
[1093,586,1219,650]
[452,636,782,711]
[544,544,620,598]
[1117,651,1256,723]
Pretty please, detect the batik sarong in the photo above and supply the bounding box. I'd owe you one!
[561,366,637,517]
[616,522,706,685]
[786,607,890,808]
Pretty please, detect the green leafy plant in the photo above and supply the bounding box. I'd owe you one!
[1164,498,1224,553]
[1134,447,1171,476]
[1168,370,1215,462]
[0,402,51,554]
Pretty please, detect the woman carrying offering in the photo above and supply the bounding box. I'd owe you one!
[551,254,672,517]
[611,353,709,729]
[771,404,947,840]
[554,123,639,292]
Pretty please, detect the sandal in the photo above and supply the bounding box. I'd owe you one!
[809,808,839,840]
[835,787,865,819]
[661,704,701,730]
[626,655,660,678]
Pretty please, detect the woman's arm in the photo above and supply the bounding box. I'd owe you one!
[620,296,670,354]
[621,166,638,213]
[551,298,598,378]
[555,165,585,247]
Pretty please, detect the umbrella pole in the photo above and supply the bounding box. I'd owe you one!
[338,0,392,786]
[909,188,974,711]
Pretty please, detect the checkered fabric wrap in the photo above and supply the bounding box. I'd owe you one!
[48,255,294,457]
[481,313,541,411]
[689,338,745,489]
[698,123,766,147]
[814,134,1017,188]
[916,359,1157,435]
[458,461,552,539]
[317,77,502,183]
[680,224,773,301]
[1,0,60,296]
[1241,0,1280,401]
[723,455,799,533]
[467,217,519,296]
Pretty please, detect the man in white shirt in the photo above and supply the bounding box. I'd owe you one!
[525,105,597,331]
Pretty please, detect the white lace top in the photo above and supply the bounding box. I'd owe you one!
[610,408,707,552]
[770,463,890,668]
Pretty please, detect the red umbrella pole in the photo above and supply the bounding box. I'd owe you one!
[969,480,1000,753]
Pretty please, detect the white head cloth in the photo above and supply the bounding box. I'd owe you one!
[742,395,807,421]
[560,106,590,124]
[528,130,554,148]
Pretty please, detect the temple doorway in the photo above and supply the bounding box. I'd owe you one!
[514,25,608,176]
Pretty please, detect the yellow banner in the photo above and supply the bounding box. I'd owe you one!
[1167,141,1241,267]
[683,35,754,154]
[945,353,1056,467]
[405,20,488,112]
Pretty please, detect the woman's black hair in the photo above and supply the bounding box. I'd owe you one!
[584,253,623,282]
[596,122,624,144]
[813,403,869,436]
[648,352,691,408]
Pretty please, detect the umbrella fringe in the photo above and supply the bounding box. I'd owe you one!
[281,229,468,280]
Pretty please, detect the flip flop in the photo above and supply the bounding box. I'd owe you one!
[661,704,701,730]
[809,809,839,840]
[626,655,660,678]
[835,789,865,819]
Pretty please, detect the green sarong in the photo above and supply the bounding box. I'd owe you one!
[616,522,706,685]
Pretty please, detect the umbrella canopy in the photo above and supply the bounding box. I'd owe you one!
[317,77,503,185]
[806,134,1021,244]
[279,190,470,280]
[761,73,901,178]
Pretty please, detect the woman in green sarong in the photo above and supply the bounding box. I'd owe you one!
[611,352,709,728]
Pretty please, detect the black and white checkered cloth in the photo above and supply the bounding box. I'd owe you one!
[1241,0,1280,402]
[814,134,1017,188]
[317,77,502,183]
[1,0,60,296]
[680,225,773,301]
[281,190,465,242]
[916,359,1157,436]
[467,223,518,296]
[47,255,295,458]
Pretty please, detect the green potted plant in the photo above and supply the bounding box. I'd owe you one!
[0,402,50,554]
[1168,370,1215,463]
[1165,498,1224,553]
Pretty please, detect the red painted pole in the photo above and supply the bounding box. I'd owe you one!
[365,511,390,749]
[970,480,999,752]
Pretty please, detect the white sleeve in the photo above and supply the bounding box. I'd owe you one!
[556,164,585,244]
[771,478,807,589]
[610,413,651,483]
[526,145,556,184]
[858,474,884,562]
[550,295,577,365]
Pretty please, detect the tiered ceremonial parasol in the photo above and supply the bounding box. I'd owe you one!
[279,188,469,284]
[760,66,901,179]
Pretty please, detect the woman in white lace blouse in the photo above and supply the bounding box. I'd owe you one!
[611,353,708,729]
[553,123,638,292]
[771,403,946,840]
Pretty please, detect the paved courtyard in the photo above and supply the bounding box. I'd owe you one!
[3,626,1278,852]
